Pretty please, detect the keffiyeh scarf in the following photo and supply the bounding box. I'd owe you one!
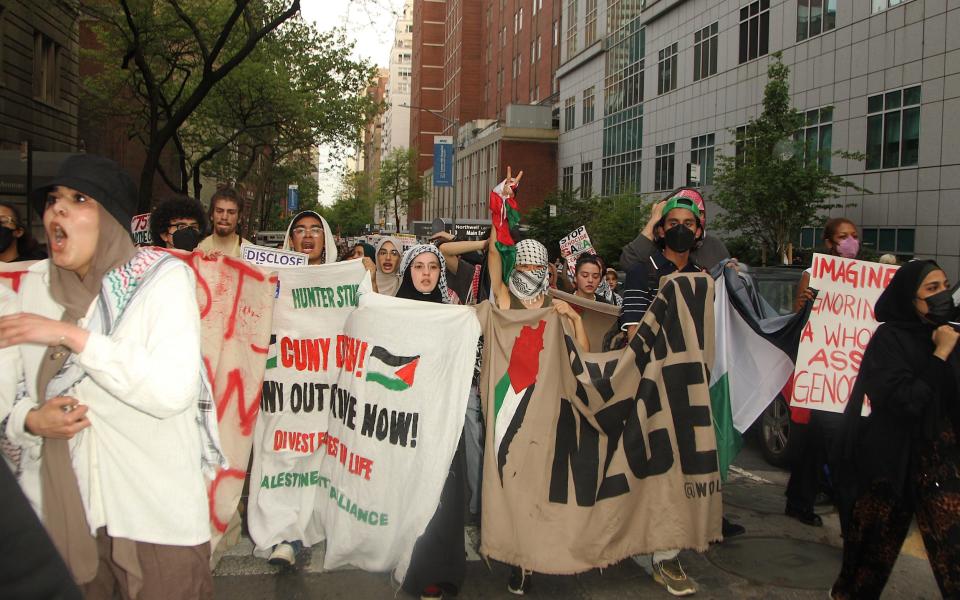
[508,239,550,302]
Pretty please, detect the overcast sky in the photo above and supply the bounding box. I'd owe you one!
[300,0,406,202]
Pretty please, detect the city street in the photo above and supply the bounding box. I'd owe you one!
[213,436,942,599]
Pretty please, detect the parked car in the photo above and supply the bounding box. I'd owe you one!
[740,265,806,468]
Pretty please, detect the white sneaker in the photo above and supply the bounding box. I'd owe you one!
[268,542,296,566]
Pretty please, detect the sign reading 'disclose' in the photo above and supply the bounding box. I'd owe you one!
[241,242,309,267]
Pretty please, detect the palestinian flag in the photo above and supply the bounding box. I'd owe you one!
[366,346,420,391]
[709,262,811,479]
[493,320,546,481]
[490,179,520,282]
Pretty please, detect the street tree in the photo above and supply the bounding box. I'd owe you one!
[524,190,600,262]
[81,0,304,212]
[321,171,376,237]
[711,53,865,265]
[376,148,423,233]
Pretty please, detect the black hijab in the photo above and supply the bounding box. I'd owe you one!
[395,244,449,304]
[874,259,940,325]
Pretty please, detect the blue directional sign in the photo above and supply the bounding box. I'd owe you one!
[433,136,454,187]
[287,184,299,212]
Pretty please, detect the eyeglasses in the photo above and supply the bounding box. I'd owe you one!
[292,225,323,237]
[378,249,401,257]
[168,222,200,232]
[0,216,18,227]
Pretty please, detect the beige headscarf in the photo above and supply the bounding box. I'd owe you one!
[37,203,140,592]
[375,236,402,296]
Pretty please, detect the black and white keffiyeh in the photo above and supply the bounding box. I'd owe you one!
[397,244,451,304]
[508,239,550,302]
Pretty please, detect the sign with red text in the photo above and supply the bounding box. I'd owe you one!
[792,254,899,413]
[156,250,276,558]
[131,213,152,245]
[247,262,479,581]
[559,226,595,279]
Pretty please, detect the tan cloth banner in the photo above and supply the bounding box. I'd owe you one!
[477,273,721,574]
[550,288,621,351]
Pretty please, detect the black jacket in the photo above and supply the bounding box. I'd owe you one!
[845,322,958,494]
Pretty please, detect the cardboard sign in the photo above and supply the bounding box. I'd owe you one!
[241,242,308,268]
[792,254,899,413]
[131,213,152,245]
[559,226,595,278]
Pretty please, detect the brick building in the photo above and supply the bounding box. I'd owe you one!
[411,0,564,223]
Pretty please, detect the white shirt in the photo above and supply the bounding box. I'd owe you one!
[5,260,211,546]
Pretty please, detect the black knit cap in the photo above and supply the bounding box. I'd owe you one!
[29,154,138,228]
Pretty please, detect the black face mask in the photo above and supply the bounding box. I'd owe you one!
[921,289,957,325]
[172,227,202,251]
[0,227,13,254]
[663,224,696,253]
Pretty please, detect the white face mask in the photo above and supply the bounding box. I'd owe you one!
[509,267,548,301]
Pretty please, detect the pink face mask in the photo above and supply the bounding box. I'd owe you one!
[836,236,859,259]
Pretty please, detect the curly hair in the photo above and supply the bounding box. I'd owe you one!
[149,196,208,244]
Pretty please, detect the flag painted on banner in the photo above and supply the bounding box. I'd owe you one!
[709,262,810,479]
[792,254,898,413]
[477,273,722,574]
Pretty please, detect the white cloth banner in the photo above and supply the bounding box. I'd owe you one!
[248,261,480,583]
[248,260,367,553]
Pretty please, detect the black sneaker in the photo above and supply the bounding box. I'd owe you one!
[785,506,823,527]
[507,566,532,595]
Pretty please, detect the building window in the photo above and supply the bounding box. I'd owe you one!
[796,107,833,170]
[867,86,921,170]
[735,124,758,166]
[580,162,594,198]
[564,97,576,131]
[690,134,715,185]
[739,0,770,64]
[860,227,915,255]
[519,7,524,31]
[654,143,675,191]
[602,17,644,196]
[798,0,837,42]
[554,20,559,47]
[566,0,578,58]
[585,0,598,47]
[693,22,719,81]
[872,0,912,13]
[657,42,678,95]
[583,87,595,123]
[34,32,61,104]
[562,166,575,194]
[537,35,542,60]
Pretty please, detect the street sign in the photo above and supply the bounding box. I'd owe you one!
[287,184,299,212]
[686,163,701,186]
[433,136,454,187]
[549,204,557,217]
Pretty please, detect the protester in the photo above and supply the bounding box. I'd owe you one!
[605,267,619,295]
[374,236,402,296]
[785,218,859,528]
[394,244,467,600]
[830,259,960,599]
[0,154,220,599]
[620,188,729,271]
[0,202,46,262]
[149,196,207,251]
[197,187,249,257]
[486,170,588,594]
[351,241,376,261]
[433,230,491,522]
[878,253,898,265]
[618,194,703,596]
[572,253,605,302]
[281,210,337,266]
[264,209,339,567]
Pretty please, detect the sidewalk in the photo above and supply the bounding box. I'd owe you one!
[213,467,941,599]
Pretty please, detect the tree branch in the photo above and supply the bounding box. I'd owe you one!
[165,0,210,63]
